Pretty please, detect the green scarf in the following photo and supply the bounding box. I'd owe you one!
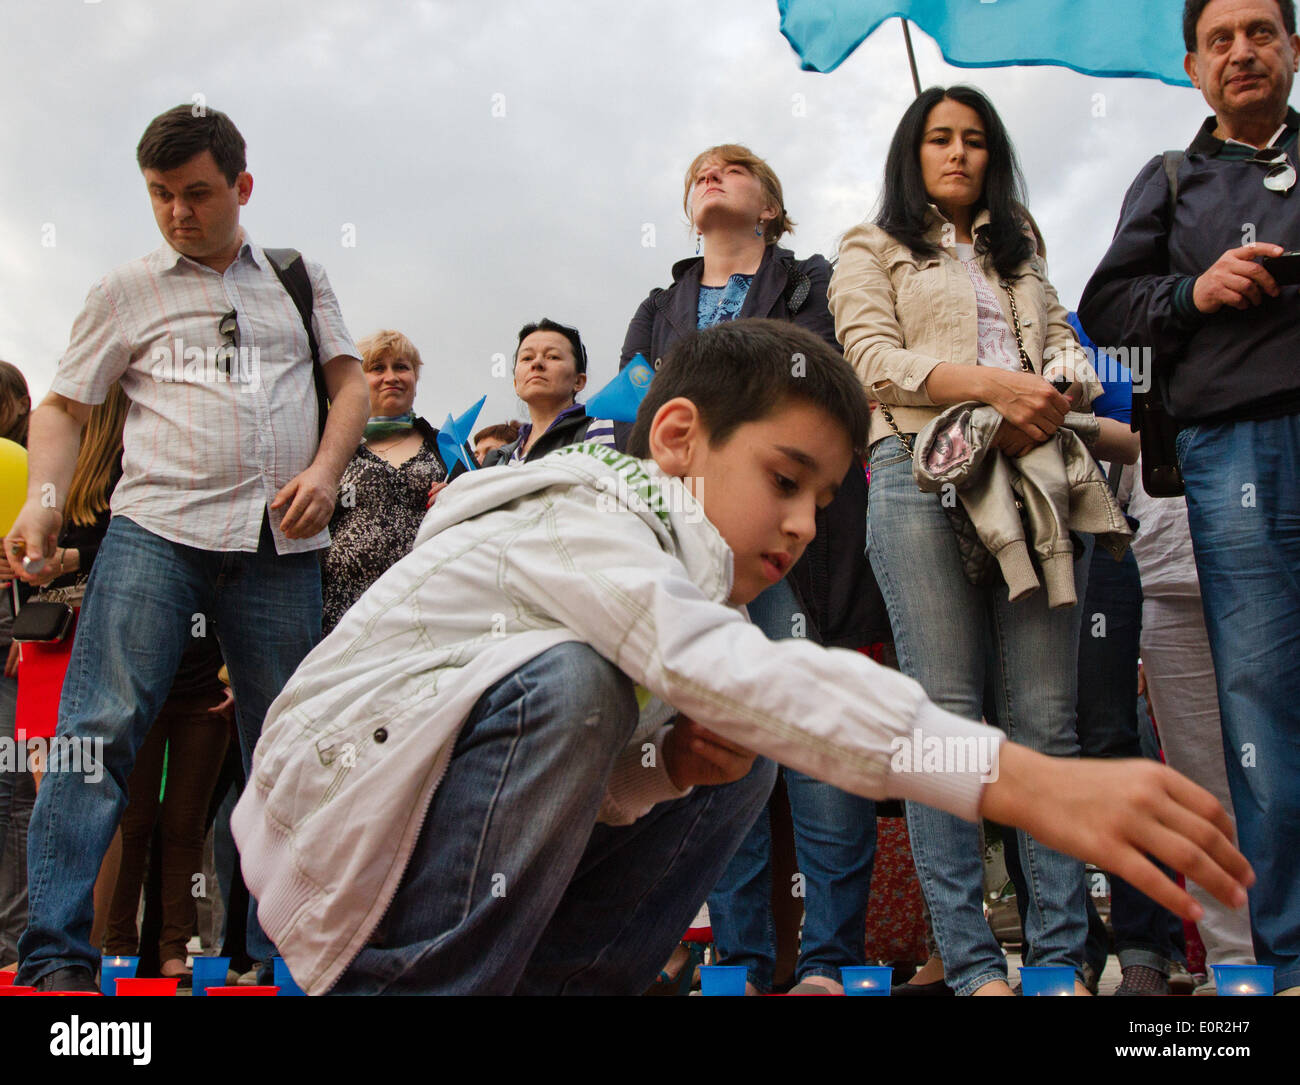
[363,412,415,441]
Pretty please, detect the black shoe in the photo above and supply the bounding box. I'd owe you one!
[891,978,954,997]
[1081,962,1102,995]
[33,966,99,993]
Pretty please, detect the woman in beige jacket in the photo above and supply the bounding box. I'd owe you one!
[828,85,1099,997]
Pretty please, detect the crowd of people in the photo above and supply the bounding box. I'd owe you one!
[0,0,1294,998]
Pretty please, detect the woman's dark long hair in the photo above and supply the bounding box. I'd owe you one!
[874,85,1034,279]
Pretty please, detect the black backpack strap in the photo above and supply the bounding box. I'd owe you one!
[1128,152,1188,497]
[263,247,329,439]
[1162,150,1185,214]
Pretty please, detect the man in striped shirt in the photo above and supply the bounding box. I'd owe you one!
[6,105,369,992]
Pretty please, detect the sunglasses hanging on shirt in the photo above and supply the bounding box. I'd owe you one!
[217,308,239,375]
[1246,145,1297,195]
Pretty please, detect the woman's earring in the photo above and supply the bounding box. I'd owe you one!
[695,232,702,255]
[754,218,765,238]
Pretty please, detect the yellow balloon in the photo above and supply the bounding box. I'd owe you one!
[0,438,27,536]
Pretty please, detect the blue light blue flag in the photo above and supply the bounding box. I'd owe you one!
[437,394,486,473]
[778,0,1192,86]
[585,354,655,424]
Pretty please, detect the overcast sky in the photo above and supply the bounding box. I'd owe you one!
[0,0,1245,428]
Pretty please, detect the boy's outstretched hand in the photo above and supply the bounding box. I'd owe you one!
[981,743,1253,922]
[664,716,757,789]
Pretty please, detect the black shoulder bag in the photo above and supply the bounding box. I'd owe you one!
[1130,154,1187,498]
[262,247,330,440]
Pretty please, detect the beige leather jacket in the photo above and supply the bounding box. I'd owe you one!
[828,208,1101,447]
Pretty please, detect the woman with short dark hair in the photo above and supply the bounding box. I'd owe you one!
[482,319,615,466]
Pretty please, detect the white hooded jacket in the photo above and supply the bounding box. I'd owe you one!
[232,445,1003,994]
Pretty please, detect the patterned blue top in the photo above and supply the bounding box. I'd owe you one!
[697,274,754,330]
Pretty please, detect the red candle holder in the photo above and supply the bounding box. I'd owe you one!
[114,977,179,996]
[206,985,279,996]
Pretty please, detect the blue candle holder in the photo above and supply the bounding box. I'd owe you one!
[841,966,893,995]
[1212,965,1274,996]
[191,956,232,997]
[272,957,306,997]
[99,955,139,996]
[1019,966,1075,996]
[699,965,748,996]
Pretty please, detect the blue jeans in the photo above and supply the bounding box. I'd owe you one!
[707,580,877,991]
[333,642,777,994]
[1177,414,1300,992]
[866,438,1088,996]
[1003,537,1176,975]
[18,516,321,985]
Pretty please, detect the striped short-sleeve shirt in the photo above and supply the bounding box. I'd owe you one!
[50,233,360,554]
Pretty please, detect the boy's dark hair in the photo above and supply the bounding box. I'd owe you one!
[626,319,871,459]
[136,105,247,185]
[1184,0,1296,50]
[515,318,588,374]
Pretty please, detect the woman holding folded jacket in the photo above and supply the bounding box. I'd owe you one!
[828,86,1104,997]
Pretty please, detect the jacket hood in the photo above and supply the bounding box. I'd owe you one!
[416,444,734,603]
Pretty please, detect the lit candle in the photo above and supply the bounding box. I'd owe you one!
[842,965,892,995]
[1019,966,1075,997]
[1213,965,1274,996]
[99,955,139,996]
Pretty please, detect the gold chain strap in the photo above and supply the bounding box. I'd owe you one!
[878,277,1033,458]
[999,278,1035,374]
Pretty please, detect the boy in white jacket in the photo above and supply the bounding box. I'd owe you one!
[233,319,1251,995]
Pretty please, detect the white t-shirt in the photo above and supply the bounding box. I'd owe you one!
[955,244,1021,371]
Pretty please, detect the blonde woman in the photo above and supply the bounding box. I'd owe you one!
[321,330,451,634]
[619,145,880,996]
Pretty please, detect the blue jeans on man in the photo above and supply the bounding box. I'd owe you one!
[1177,414,1300,993]
[333,641,777,994]
[17,515,321,986]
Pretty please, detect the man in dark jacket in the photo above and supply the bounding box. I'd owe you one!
[1078,0,1300,995]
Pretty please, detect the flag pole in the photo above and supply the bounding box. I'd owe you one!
[900,17,922,97]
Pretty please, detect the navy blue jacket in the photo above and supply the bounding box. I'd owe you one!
[1079,110,1300,425]
[618,245,836,373]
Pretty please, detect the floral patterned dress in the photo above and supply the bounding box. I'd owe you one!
[321,437,446,634]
